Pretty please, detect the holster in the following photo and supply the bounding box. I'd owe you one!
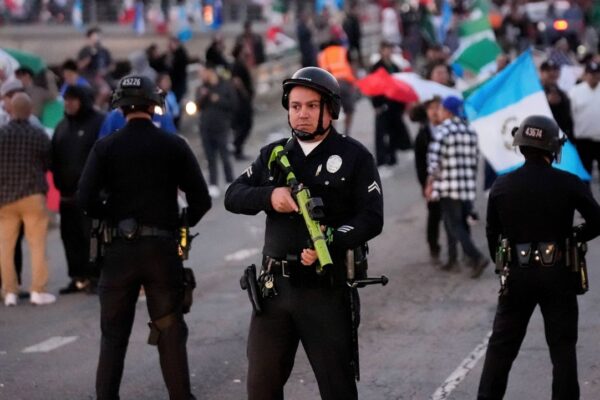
[240,264,262,314]
[182,268,196,314]
[147,312,180,346]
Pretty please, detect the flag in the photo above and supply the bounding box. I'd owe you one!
[465,50,590,180]
[393,72,462,102]
[451,0,501,78]
[72,0,83,31]
[437,0,453,44]
[356,68,419,103]
[171,4,192,42]
[133,1,146,35]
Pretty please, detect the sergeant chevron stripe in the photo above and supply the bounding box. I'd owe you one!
[337,225,354,233]
[368,181,381,194]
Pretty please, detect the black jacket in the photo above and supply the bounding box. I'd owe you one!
[486,157,600,259]
[78,118,211,229]
[414,123,434,188]
[196,79,238,135]
[225,130,384,260]
[51,86,104,196]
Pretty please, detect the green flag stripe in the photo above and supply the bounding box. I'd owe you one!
[459,16,493,37]
[454,39,501,73]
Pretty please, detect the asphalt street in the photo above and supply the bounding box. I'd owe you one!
[1,99,600,399]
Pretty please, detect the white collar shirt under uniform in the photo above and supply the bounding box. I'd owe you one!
[569,81,600,141]
[427,116,479,201]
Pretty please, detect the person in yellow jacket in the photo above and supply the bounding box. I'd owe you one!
[318,38,358,135]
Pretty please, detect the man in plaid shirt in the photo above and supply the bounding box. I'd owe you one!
[426,96,489,278]
[0,93,54,306]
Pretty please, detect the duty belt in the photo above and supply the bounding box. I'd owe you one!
[512,242,564,268]
[263,256,294,278]
[111,225,175,239]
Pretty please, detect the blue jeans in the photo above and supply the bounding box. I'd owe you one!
[440,198,483,263]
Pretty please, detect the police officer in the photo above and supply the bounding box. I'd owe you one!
[78,75,211,400]
[477,115,600,400]
[224,67,384,400]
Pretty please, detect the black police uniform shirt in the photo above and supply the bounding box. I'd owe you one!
[486,156,600,259]
[225,128,384,260]
[78,118,211,229]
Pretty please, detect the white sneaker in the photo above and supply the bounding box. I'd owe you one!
[208,185,220,198]
[30,292,56,305]
[4,293,17,307]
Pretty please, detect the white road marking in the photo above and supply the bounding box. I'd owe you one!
[22,336,78,353]
[224,248,260,262]
[430,330,492,400]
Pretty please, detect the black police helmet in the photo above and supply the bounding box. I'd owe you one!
[281,67,341,119]
[111,75,164,110]
[512,115,564,158]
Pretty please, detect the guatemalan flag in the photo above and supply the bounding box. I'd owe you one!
[465,49,590,181]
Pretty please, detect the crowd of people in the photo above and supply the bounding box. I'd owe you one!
[0,0,598,299]
[1,2,600,399]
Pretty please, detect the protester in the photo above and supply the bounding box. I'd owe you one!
[343,1,364,68]
[0,93,54,306]
[539,59,574,141]
[51,85,104,295]
[235,20,266,68]
[297,10,318,68]
[77,26,113,84]
[205,33,230,71]
[231,43,254,161]
[411,96,448,263]
[370,40,412,171]
[15,66,59,119]
[318,33,358,135]
[157,73,180,125]
[426,96,488,277]
[196,64,237,198]
[165,36,189,107]
[569,61,600,176]
[59,59,91,97]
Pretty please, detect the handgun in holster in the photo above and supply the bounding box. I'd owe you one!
[495,238,511,296]
[240,264,262,314]
[89,219,108,264]
[566,226,589,295]
[182,268,196,314]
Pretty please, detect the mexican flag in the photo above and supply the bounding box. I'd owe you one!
[451,0,501,78]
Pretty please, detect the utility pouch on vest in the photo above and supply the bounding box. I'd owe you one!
[117,218,139,240]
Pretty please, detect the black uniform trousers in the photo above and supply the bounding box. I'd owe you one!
[247,274,357,400]
[478,266,579,400]
[59,198,91,280]
[96,237,193,400]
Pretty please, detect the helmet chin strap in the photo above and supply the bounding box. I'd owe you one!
[289,100,331,141]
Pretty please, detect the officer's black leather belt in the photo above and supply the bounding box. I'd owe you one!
[263,256,294,278]
[511,242,564,268]
[111,226,175,239]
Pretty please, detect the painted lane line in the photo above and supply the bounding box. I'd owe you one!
[224,248,260,262]
[22,336,79,353]
[430,330,492,400]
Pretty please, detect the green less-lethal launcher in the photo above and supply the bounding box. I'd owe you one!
[269,145,334,274]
